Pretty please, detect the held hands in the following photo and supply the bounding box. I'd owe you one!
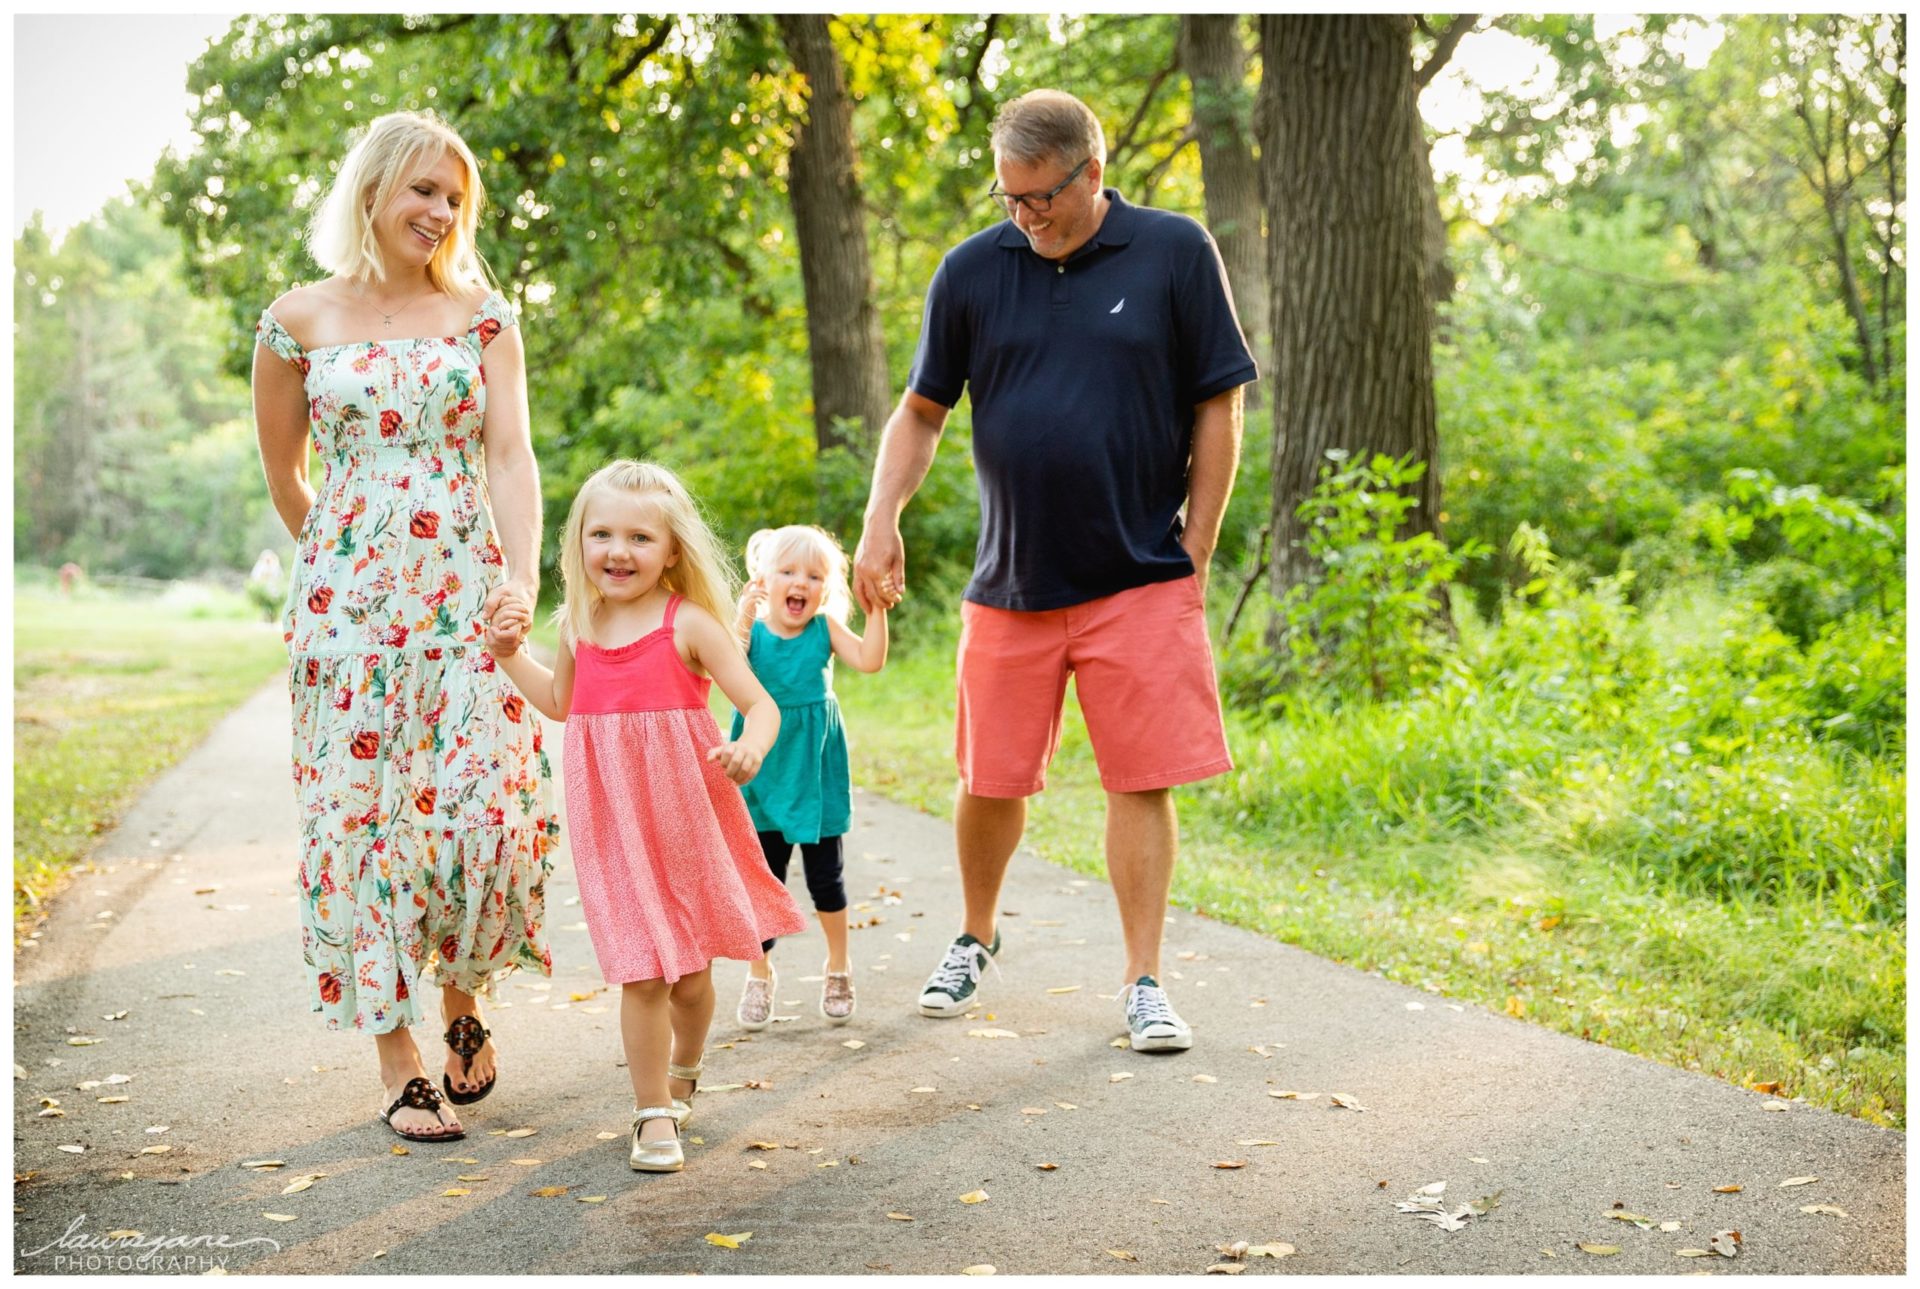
[852,523,906,617]
[484,586,534,658]
[707,738,765,785]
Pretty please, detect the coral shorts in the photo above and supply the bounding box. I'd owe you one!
[955,575,1233,798]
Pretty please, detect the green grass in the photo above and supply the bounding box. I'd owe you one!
[838,616,1906,1130]
[13,578,288,926]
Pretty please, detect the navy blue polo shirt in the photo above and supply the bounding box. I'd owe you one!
[908,189,1258,611]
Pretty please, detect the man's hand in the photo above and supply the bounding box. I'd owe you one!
[852,521,906,617]
[1180,533,1214,602]
[707,739,765,785]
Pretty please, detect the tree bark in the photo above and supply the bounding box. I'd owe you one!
[776,14,892,453]
[1180,14,1271,410]
[1257,15,1441,602]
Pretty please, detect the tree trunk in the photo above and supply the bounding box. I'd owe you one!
[1413,102,1455,310]
[1257,15,1441,602]
[1180,14,1271,410]
[776,14,892,454]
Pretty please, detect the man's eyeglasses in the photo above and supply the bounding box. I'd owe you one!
[986,157,1092,216]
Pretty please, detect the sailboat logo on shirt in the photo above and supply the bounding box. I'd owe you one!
[1109,298,1126,314]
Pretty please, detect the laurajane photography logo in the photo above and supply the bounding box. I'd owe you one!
[20,1215,282,1273]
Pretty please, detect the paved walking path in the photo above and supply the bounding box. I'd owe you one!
[12,679,1905,1274]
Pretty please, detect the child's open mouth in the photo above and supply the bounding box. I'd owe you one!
[785,596,807,615]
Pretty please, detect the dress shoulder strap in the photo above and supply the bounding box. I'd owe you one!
[255,309,309,372]
[662,594,683,632]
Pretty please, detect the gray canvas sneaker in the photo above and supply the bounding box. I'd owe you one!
[916,931,1002,1018]
[1120,975,1193,1051]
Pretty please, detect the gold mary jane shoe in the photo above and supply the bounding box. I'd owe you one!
[667,1059,702,1128]
[629,1107,684,1172]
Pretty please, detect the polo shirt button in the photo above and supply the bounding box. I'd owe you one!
[1056,264,1065,274]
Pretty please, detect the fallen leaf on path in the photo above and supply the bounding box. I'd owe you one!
[1709,1230,1742,1258]
[1659,1221,1682,1233]
[102,1011,128,1022]
[1606,1211,1655,1229]
[1109,1037,1128,1048]
[1800,1204,1847,1217]
[910,1086,937,1094]
[505,1128,537,1138]
[242,1160,285,1170]
[1212,1160,1248,1170]
[1418,1210,1471,1231]
[1236,1139,1281,1147]
[103,1074,132,1085]
[1329,1094,1366,1112]
[455,1175,489,1183]
[1249,1244,1295,1258]
[595,1131,620,1140]
[1763,1101,1789,1111]
[1037,1163,1058,1171]
[960,1265,995,1276]
[1468,1156,1489,1163]
[1216,1242,1249,1261]
[1712,1184,1742,1193]
[140,1145,171,1155]
[67,1037,102,1047]
[1107,1250,1137,1262]
[1205,1263,1246,1275]
[1576,1244,1620,1256]
[104,1229,142,1239]
[1192,1074,1218,1084]
[97,1096,129,1104]
[705,1232,752,1249]
[1465,1190,1503,1216]
[1675,1249,1713,1258]
[1750,1081,1782,1094]
[1053,1102,1078,1110]
[842,1040,866,1050]
[145,1125,170,1134]
[967,1028,1019,1039]
[57,1145,86,1154]
[1109,1072,1133,1084]
[509,1158,541,1166]
[747,1141,781,1151]
[960,1189,989,1204]
[262,1213,297,1222]
[1020,1107,1047,1116]
[1046,986,1081,995]
[280,1173,327,1195]
[1778,1175,1819,1188]
[441,1188,471,1198]
[216,970,245,977]
[1268,1090,1317,1100]
[747,1160,768,1170]
[576,1195,606,1204]
[886,1213,913,1221]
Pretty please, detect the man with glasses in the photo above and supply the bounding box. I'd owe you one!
[854,89,1257,1053]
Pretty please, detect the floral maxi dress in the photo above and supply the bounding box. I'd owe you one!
[256,293,557,1034]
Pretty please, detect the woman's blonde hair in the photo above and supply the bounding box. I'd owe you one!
[307,110,488,295]
[554,460,739,645]
[744,525,853,623]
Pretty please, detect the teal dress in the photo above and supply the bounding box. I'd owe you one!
[732,616,852,844]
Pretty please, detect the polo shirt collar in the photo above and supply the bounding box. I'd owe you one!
[994,187,1139,253]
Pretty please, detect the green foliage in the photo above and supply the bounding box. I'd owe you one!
[1237,453,1486,704]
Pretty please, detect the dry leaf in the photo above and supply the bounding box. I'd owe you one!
[704,1232,752,1249]
[529,1186,569,1198]
[1205,1264,1246,1275]
[1020,1107,1047,1116]
[1504,996,1525,1018]
[1709,1229,1742,1258]
[747,1160,768,1171]
[1037,1162,1058,1171]
[886,1213,914,1221]
[1106,1249,1137,1261]
[910,1086,937,1094]
[1268,1090,1317,1100]
[1192,1074,1218,1084]
[242,1160,285,1170]
[1212,1160,1248,1170]
[57,1145,86,1155]
[1109,1036,1129,1048]
[959,1189,990,1204]
[576,1195,606,1204]
[1046,986,1081,995]
[1778,1175,1819,1188]
[960,1266,995,1276]
[747,1141,781,1151]
[1249,1243,1296,1259]
[104,1229,142,1239]
[1216,1241,1250,1261]
[1750,1080,1782,1094]
[139,1145,171,1155]
[1328,1094,1367,1112]
[389,1146,409,1156]
[1577,1244,1620,1256]
[1712,1184,1742,1193]
[1660,1221,1682,1232]
[505,1128,537,1138]
[1236,1139,1281,1147]
[509,1158,541,1166]
[1675,1249,1713,1258]
[280,1173,327,1195]
[1800,1204,1847,1217]
[261,1213,297,1222]
[967,1028,1019,1039]
[1763,1101,1789,1112]
[440,1188,471,1198]
[1054,1102,1078,1110]
[842,1040,866,1050]
[146,1125,170,1134]
[1109,1072,1134,1084]
[456,1174,489,1183]
[595,1131,620,1141]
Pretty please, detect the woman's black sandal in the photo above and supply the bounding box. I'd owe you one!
[442,1015,495,1106]
[380,1076,464,1142]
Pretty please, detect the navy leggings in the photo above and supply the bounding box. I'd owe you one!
[758,831,847,953]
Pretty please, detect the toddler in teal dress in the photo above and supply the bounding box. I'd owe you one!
[729,525,890,1028]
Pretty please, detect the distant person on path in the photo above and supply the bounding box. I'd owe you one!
[252,111,555,1143]
[485,461,805,1172]
[853,89,1257,1053]
[729,525,891,1032]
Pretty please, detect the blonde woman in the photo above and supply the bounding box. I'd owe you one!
[252,110,554,1142]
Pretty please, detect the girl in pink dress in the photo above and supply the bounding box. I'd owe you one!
[486,460,806,1172]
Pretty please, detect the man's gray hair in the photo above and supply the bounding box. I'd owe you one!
[989,89,1106,168]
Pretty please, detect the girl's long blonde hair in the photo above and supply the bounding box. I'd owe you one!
[554,460,738,645]
[307,110,489,296]
[744,524,853,623]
